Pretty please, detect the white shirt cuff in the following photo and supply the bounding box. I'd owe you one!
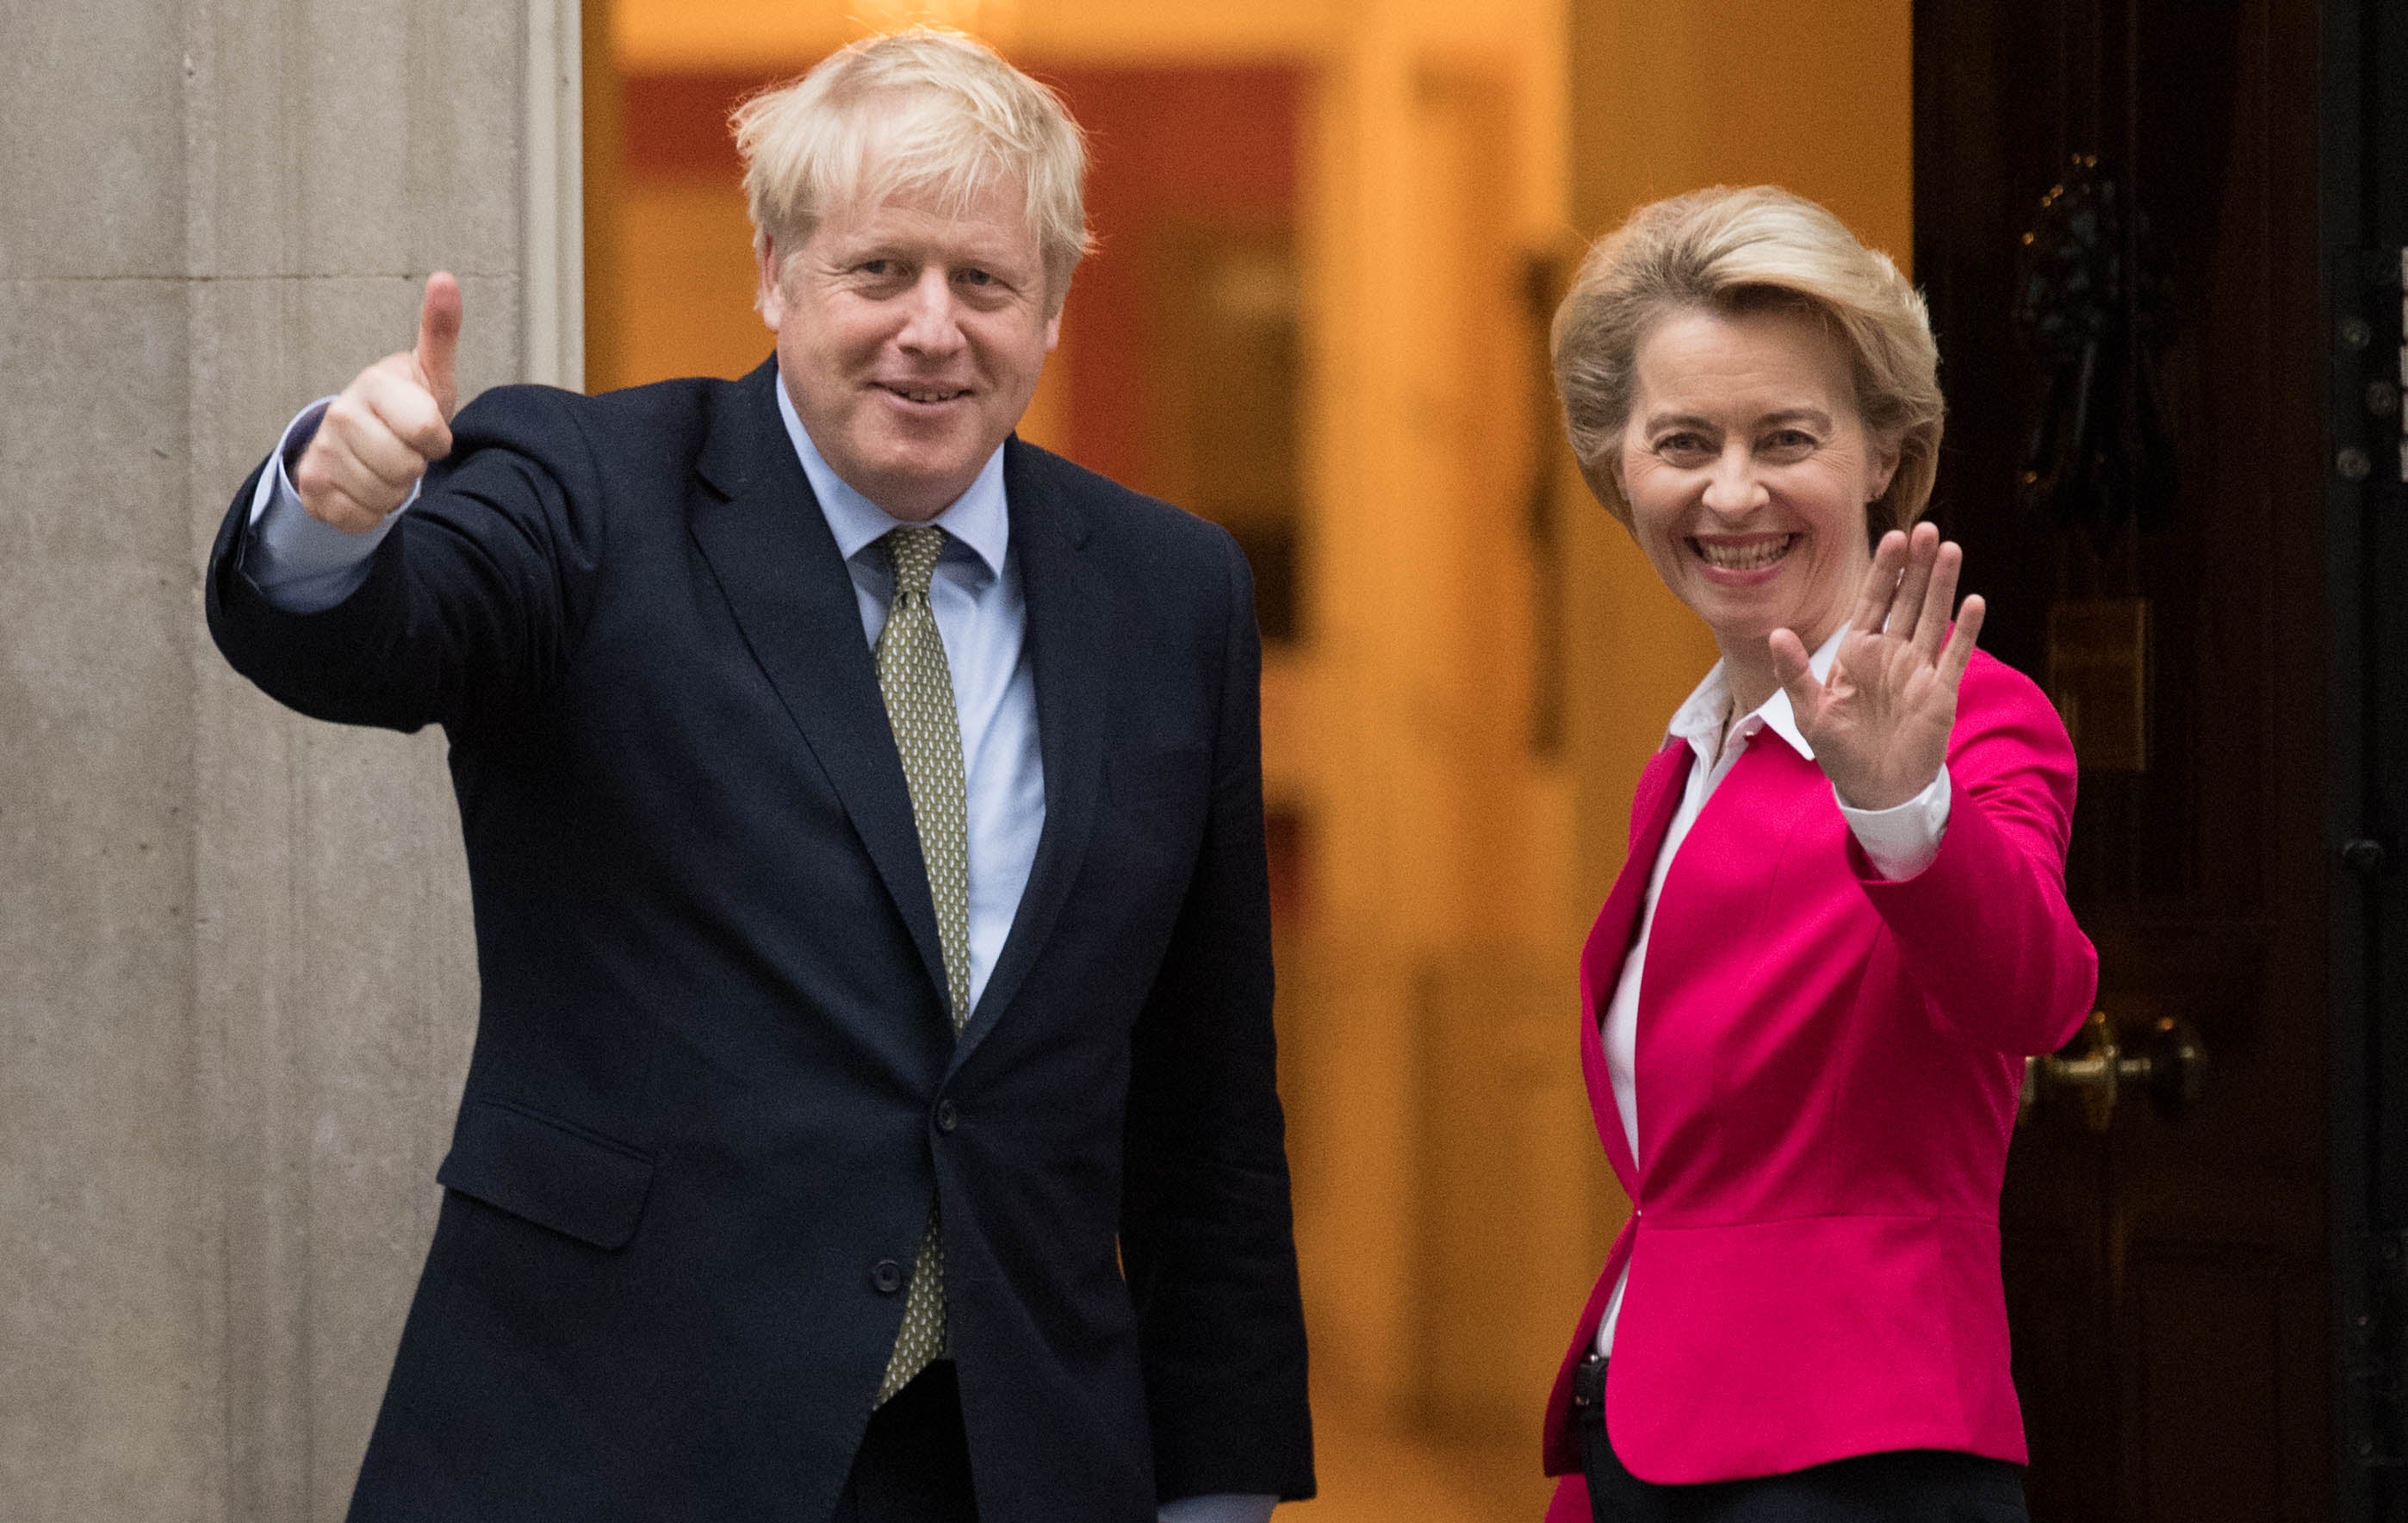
[1837,765,1952,880]
[1159,1494,1279,1523]
[244,397,416,612]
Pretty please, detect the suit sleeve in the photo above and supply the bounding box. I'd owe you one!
[204,384,607,736]
[1118,534,1315,1506]
[1852,655,2099,1054]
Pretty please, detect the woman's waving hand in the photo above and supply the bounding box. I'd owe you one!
[1770,522,1988,811]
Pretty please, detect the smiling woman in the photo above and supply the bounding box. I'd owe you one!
[1536,186,2095,1523]
[1553,185,1950,736]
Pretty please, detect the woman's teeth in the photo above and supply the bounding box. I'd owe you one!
[1692,535,1796,570]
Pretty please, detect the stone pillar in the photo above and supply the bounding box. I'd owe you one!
[0,1,578,1516]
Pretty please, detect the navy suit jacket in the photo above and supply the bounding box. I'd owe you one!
[204,359,1314,1523]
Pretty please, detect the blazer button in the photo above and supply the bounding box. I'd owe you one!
[870,1259,904,1295]
[935,1100,959,1134]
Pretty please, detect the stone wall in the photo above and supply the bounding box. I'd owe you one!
[0,1,570,1514]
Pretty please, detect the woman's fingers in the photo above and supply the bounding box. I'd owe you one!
[1769,626,1822,713]
[1887,522,1940,641]
[1913,541,1964,661]
[1852,530,1908,632]
[1939,593,1987,686]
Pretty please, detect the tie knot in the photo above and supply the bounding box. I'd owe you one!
[884,526,946,600]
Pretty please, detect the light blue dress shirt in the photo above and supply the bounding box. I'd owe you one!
[245,378,1275,1523]
[771,377,1044,1016]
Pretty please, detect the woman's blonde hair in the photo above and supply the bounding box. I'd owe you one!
[1551,185,1944,537]
[733,28,1095,312]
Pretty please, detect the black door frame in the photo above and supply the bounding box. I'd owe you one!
[2323,0,2408,1514]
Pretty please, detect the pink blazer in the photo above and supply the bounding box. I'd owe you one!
[1542,650,2097,1519]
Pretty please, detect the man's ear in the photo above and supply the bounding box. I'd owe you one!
[755,240,785,329]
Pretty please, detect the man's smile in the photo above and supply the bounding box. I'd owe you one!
[875,382,976,407]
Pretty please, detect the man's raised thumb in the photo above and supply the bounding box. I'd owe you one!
[414,271,462,420]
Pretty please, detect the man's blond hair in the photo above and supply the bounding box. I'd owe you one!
[734,28,1095,312]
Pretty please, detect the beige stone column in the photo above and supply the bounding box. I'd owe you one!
[0,1,578,1516]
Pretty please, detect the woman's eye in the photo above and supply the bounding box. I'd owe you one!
[1656,433,1710,457]
[1764,429,1817,453]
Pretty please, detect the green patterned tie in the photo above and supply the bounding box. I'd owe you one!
[872,525,973,1405]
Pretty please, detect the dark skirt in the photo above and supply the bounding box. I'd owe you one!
[1573,1356,2028,1523]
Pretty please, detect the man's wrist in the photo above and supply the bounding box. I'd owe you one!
[243,396,410,612]
[280,397,331,475]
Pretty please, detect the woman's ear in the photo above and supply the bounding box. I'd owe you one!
[1867,436,1902,502]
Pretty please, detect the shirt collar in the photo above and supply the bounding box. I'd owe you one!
[1664,624,1848,763]
[775,366,1009,581]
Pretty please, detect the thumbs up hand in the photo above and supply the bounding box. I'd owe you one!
[295,272,462,533]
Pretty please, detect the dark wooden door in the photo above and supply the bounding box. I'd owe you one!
[1913,1,2332,1518]
[2325,0,2408,1517]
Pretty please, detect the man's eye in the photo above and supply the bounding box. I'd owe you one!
[858,259,898,278]
[956,268,996,287]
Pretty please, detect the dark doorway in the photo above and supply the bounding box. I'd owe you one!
[2324,1,2408,1519]
[1913,0,2351,1517]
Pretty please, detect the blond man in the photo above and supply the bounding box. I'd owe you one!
[206,30,1312,1523]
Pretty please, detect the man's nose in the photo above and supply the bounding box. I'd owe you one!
[896,271,966,354]
[1699,444,1767,515]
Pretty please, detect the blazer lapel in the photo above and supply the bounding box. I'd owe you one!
[1577,740,1692,1187]
[1580,740,1694,1015]
[951,439,1107,1070]
[687,361,953,1009]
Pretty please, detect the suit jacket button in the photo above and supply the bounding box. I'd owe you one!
[871,1259,904,1295]
[935,1100,959,1134]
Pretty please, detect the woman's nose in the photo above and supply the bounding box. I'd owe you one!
[1699,446,1767,515]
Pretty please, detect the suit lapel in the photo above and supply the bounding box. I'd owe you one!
[687,361,953,1009]
[951,439,1106,1070]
